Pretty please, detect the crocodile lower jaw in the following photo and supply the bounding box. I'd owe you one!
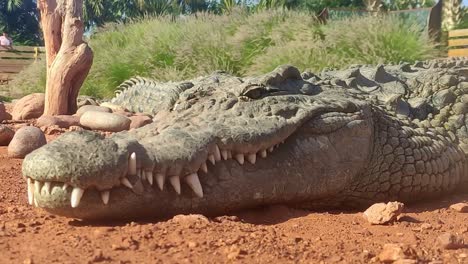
[26,141,284,209]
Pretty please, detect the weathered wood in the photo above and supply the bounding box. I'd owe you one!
[448,38,468,47]
[0,59,35,65]
[0,52,40,59]
[38,0,93,115]
[448,48,468,57]
[0,65,25,73]
[448,29,468,38]
[0,46,45,52]
[0,46,44,83]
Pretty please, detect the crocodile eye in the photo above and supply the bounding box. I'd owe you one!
[241,86,268,100]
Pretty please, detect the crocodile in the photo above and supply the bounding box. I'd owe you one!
[22,58,468,220]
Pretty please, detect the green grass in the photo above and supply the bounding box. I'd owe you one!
[9,10,439,99]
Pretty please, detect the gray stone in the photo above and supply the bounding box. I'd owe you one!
[77,96,100,108]
[75,105,112,117]
[80,111,131,132]
[8,126,46,158]
[0,125,14,145]
[11,93,45,120]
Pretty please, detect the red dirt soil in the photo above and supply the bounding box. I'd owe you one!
[0,134,467,263]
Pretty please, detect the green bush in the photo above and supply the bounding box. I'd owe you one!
[10,10,438,99]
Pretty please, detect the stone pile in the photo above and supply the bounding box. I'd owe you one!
[0,93,154,159]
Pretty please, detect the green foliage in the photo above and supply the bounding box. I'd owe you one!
[298,0,365,13]
[454,7,468,29]
[10,11,438,98]
[0,0,41,45]
[382,0,436,10]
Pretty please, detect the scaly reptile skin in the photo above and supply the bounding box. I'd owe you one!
[22,58,468,220]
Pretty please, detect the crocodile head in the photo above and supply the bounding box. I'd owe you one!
[22,62,468,220]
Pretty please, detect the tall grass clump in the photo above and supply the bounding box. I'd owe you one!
[249,15,438,73]
[10,10,438,98]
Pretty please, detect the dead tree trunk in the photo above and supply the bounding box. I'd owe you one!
[38,0,93,116]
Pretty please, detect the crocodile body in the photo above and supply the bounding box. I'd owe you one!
[22,58,468,220]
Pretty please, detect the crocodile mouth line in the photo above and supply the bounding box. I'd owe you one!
[26,140,285,209]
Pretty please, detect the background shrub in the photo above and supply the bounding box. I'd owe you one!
[9,10,438,99]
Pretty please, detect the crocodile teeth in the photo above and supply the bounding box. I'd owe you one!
[71,187,85,208]
[128,152,137,175]
[43,182,51,194]
[221,150,228,160]
[169,176,181,195]
[235,153,244,165]
[146,171,153,185]
[200,162,208,173]
[268,146,274,152]
[185,173,203,198]
[121,177,133,189]
[137,169,142,179]
[100,191,110,205]
[260,149,267,158]
[247,153,256,164]
[213,145,221,161]
[34,181,42,194]
[155,173,165,190]
[62,183,69,190]
[27,178,34,205]
[208,154,216,165]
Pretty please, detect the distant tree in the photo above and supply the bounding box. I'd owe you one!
[297,0,365,13]
[382,0,436,10]
[442,0,463,30]
[83,0,216,28]
[0,0,42,45]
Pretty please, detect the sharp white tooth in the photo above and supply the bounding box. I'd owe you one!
[43,182,51,194]
[34,197,38,207]
[121,177,133,189]
[27,178,34,205]
[208,154,215,165]
[268,146,274,152]
[155,173,165,191]
[221,149,228,160]
[235,153,244,165]
[213,145,221,161]
[260,149,267,158]
[137,169,142,179]
[146,171,153,185]
[34,181,42,194]
[247,153,256,164]
[62,183,69,190]
[185,173,203,198]
[128,152,137,175]
[200,162,208,173]
[71,187,85,208]
[169,176,181,195]
[100,190,110,205]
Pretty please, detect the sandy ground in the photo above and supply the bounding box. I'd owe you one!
[0,135,467,263]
